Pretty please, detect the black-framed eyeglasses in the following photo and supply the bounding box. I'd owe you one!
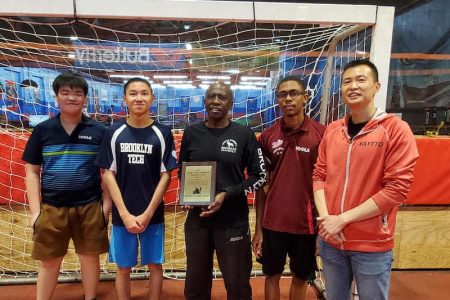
[276,90,306,100]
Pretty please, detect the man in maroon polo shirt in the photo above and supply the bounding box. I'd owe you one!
[252,76,326,300]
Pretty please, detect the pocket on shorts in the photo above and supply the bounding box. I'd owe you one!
[99,200,108,227]
[32,210,42,236]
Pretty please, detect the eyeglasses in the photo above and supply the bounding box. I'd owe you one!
[276,90,306,100]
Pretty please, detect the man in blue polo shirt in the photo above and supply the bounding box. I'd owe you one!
[23,72,111,300]
[253,76,325,300]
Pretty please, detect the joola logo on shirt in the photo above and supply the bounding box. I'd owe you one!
[221,139,237,153]
[78,135,92,140]
[230,235,244,242]
[359,141,383,147]
[296,146,310,153]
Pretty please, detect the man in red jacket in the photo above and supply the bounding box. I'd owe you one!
[312,59,419,300]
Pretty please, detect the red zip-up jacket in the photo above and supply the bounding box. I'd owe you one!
[312,109,419,252]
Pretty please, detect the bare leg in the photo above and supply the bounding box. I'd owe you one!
[78,253,100,300]
[115,267,131,300]
[265,273,281,300]
[289,275,307,300]
[36,256,64,300]
[147,264,163,300]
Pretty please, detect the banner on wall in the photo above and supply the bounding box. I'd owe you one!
[72,42,186,71]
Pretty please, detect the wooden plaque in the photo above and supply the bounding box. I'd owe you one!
[179,161,216,206]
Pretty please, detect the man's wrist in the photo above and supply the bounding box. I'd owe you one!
[339,212,351,225]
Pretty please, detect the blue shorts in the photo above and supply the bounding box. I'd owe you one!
[109,223,164,268]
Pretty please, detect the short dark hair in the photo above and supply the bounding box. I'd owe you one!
[52,72,88,96]
[342,59,379,82]
[124,77,152,94]
[276,76,306,92]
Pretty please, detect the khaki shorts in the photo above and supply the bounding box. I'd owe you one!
[32,201,109,260]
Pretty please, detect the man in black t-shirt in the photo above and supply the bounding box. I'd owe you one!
[179,81,266,300]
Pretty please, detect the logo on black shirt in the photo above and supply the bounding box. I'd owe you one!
[221,139,237,153]
[78,135,92,140]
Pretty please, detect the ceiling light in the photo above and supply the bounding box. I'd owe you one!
[239,81,267,86]
[185,43,193,51]
[167,84,196,89]
[225,69,240,74]
[153,75,188,79]
[163,80,192,84]
[197,75,230,80]
[69,35,78,41]
[230,85,263,90]
[109,74,150,80]
[240,76,269,81]
[201,80,231,85]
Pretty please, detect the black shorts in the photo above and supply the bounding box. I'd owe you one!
[260,228,316,280]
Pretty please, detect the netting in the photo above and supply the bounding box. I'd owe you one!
[0,13,373,281]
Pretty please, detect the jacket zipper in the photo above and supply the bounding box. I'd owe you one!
[339,126,378,246]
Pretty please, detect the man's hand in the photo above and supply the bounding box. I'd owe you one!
[252,229,263,259]
[136,213,152,231]
[317,215,347,245]
[122,213,144,233]
[200,192,226,217]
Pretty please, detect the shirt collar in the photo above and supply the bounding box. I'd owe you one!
[280,116,310,134]
[56,112,95,126]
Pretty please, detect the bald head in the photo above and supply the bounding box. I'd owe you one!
[206,81,233,102]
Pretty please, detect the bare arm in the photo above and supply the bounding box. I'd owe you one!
[313,189,329,218]
[252,182,269,258]
[314,188,343,244]
[137,171,172,228]
[25,164,41,222]
[100,169,112,220]
[102,169,142,233]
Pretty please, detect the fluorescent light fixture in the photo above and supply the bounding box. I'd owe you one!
[185,43,193,50]
[240,76,269,81]
[69,36,78,41]
[153,75,188,79]
[199,84,210,89]
[67,53,76,59]
[202,80,231,85]
[189,59,193,65]
[197,75,231,80]
[231,85,263,90]
[109,74,150,80]
[167,84,196,89]
[163,80,192,84]
[239,81,267,86]
[225,69,240,74]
